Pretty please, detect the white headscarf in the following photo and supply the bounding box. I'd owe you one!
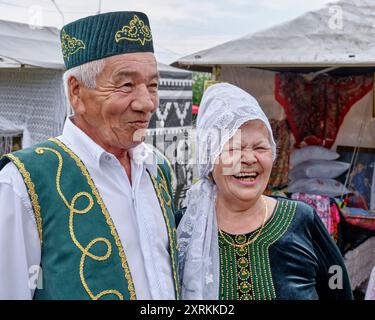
[177,83,276,299]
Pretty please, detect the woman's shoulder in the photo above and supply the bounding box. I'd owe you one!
[272,195,314,212]
[272,196,316,225]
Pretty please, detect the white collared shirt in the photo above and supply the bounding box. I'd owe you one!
[0,117,175,300]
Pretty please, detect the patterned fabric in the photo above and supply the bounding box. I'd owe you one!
[218,199,295,300]
[341,207,375,231]
[219,232,256,300]
[267,119,293,190]
[150,65,192,128]
[330,203,341,242]
[275,73,373,148]
[61,12,154,69]
[291,193,339,237]
[0,68,66,148]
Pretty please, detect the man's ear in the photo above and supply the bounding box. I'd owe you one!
[68,76,86,115]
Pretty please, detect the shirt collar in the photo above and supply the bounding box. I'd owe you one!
[128,142,158,177]
[62,117,158,176]
[62,116,106,167]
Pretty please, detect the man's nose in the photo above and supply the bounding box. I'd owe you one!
[131,85,157,113]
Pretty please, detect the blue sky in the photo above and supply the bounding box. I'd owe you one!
[0,0,339,62]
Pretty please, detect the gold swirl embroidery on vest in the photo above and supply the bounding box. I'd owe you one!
[6,153,43,243]
[149,166,180,298]
[47,138,136,300]
[35,146,124,300]
[114,15,152,45]
[61,29,86,60]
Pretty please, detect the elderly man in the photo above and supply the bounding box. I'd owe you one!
[0,11,179,300]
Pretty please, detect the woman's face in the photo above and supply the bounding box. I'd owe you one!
[212,120,273,204]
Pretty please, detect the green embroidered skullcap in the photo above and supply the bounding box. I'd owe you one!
[61,11,154,70]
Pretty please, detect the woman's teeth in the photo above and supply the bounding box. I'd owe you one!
[233,172,258,181]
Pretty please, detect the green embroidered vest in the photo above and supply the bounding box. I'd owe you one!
[0,138,180,300]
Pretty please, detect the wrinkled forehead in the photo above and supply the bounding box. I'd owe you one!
[100,52,158,80]
[226,120,271,146]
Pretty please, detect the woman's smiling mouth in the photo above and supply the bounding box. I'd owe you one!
[231,171,260,185]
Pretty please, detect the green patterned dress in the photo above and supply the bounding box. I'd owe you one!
[218,198,353,300]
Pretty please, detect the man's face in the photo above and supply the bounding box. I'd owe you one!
[74,52,159,151]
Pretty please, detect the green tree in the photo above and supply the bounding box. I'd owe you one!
[192,71,212,105]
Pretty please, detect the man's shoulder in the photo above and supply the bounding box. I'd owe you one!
[0,156,33,215]
[0,160,21,184]
[0,140,55,171]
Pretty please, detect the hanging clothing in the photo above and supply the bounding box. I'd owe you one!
[275,73,373,148]
[291,192,340,238]
[267,119,292,190]
[330,201,341,242]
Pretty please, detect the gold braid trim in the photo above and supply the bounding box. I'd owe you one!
[149,165,180,299]
[252,199,296,299]
[46,138,136,300]
[164,157,175,192]
[153,146,175,190]
[6,154,43,243]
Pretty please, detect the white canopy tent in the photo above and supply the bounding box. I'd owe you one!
[0,18,63,69]
[174,0,375,70]
[0,19,66,151]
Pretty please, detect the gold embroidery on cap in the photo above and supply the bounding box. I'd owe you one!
[115,15,152,45]
[61,29,86,60]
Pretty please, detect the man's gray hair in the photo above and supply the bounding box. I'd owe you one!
[63,58,106,110]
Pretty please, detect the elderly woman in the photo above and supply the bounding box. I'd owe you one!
[177,83,353,300]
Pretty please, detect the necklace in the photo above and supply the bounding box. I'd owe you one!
[219,196,268,248]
